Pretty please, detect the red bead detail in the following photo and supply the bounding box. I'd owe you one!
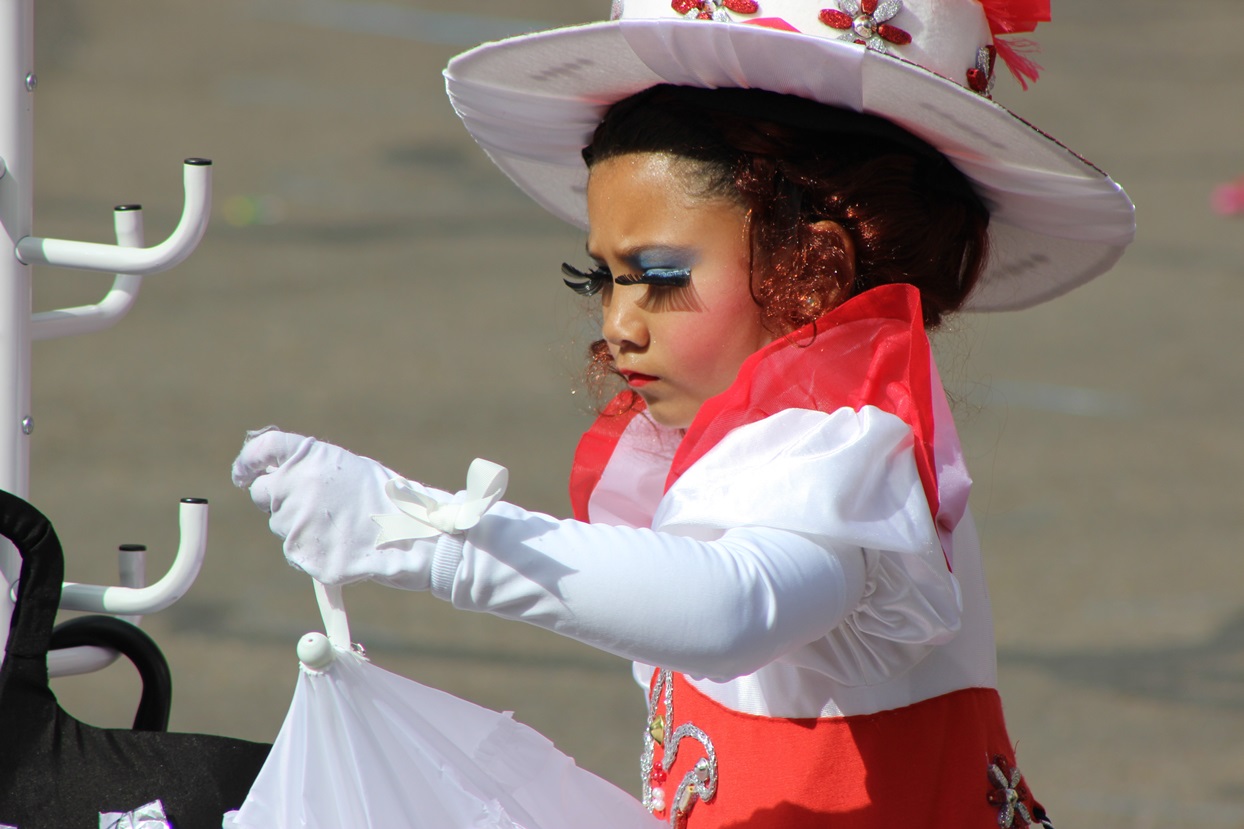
[697,10,714,18]
[723,0,759,13]
[650,767,668,785]
[671,0,701,13]
[819,8,853,28]
[877,23,912,44]
[967,67,989,92]
[861,0,878,13]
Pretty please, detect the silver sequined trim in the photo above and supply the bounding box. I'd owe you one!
[640,669,674,812]
[642,670,719,825]
[667,723,718,825]
[974,46,997,97]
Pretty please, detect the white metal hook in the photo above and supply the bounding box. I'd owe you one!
[24,498,210,616]
[30,205,145,340]
[47,544,148,678]
[15,159,211,276]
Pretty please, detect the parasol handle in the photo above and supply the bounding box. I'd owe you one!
[314,580,351,648]
[297,580,352,670]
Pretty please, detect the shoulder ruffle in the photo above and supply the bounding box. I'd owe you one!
[657,407,961,684]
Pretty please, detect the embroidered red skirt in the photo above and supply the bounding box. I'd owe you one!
[649,673,1046,828]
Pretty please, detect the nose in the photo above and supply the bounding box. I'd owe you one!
[601,286,649,352]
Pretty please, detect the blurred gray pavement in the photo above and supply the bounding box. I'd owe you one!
[23,1,1244,826]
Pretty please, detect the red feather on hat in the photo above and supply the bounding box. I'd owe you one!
[977,0,1050,90]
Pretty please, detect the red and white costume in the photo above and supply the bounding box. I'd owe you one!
[423,284,1048,827]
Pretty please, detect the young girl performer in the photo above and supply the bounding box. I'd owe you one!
[233,1,1134,826]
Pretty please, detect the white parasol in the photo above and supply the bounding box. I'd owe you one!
[223,581,658,829]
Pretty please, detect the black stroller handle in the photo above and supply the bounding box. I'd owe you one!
[0,488,271,829]
[0,489,173,730]
[0,489,66,666]
[50,615,173,732]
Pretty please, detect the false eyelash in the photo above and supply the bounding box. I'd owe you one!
[561,262,609,296]
[614,267,692,288]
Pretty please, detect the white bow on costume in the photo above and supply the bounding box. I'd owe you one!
[373,459,509,543]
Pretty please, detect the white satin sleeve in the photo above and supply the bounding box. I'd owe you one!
[428,406,960,685]
[430,509,866,682]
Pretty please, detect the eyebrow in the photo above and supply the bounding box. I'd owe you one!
[582,243,697,270]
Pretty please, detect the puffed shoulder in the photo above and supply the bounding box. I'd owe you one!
[656,406,962,685]
[654,406,942,556]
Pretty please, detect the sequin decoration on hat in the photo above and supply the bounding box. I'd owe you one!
[671,0,760,20]
[819,0,912,54]
[967,44,998,96]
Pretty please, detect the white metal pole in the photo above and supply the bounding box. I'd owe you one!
[0,0,35,653]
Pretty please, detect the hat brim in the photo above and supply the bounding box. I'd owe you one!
[445,19,1134,311]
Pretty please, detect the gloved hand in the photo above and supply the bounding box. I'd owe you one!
[231,427,437,588]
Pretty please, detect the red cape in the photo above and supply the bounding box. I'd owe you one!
[570,284,943,561]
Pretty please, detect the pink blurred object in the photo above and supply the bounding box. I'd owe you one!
[1211,176,1244,216]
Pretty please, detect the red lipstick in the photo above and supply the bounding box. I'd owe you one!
[620,370,658,388]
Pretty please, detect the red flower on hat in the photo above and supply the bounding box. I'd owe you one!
[672,0,760,19]
[818,0,911,54]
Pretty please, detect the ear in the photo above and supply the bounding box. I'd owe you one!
[805,219,857,305]
[806,219,856,271]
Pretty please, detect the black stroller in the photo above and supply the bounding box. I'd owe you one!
[0,489,270,829]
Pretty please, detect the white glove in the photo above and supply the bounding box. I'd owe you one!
[231,427,435,588]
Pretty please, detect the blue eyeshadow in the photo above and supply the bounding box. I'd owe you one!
[633,247,695,270]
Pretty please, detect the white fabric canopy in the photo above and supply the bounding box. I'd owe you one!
[224,585,657,829]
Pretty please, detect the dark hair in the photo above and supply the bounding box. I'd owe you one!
[580,84,989,387]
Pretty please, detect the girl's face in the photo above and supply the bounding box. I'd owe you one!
[585,152,773,429]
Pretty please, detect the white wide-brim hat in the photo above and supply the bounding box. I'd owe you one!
[444,0,1135,311]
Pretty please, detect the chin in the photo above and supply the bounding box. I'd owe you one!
[645,405,694,431]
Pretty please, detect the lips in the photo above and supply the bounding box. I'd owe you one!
[620,370,659,388]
